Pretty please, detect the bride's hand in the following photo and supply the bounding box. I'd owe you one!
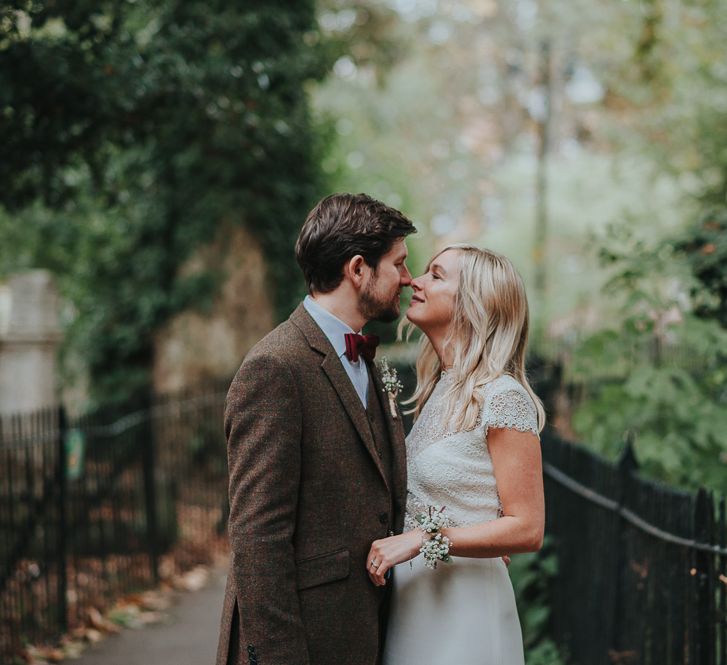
[366,530,422,586]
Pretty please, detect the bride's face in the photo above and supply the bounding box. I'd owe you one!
[406,249,461,332]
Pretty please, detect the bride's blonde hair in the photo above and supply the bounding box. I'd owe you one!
[402,244,545,432]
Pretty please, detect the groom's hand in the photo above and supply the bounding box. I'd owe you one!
[366,531,422,586]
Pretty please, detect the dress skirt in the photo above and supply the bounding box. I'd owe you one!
[382,555,525,665]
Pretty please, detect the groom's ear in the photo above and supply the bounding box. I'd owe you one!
[344,254,369,289]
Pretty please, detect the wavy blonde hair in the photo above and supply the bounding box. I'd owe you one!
[402,244,545,433]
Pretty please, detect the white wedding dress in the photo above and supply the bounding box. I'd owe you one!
[383,373,540,665]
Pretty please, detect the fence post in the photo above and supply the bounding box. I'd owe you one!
[611,434,638,657]
[693,488,715,665]
[142,393,159,584]
[56,405,68,633]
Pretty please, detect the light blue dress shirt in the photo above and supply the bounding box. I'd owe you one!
[303,295,370,408]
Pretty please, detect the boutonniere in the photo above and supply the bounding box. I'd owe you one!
[378,357,403,419]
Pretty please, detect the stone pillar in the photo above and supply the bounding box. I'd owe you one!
[0,270,62,414]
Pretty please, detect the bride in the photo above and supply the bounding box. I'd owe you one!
[366,244,546,665]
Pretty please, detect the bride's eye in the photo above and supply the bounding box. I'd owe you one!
[432,272,441,280]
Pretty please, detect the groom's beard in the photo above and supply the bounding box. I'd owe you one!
[360,279,400,323]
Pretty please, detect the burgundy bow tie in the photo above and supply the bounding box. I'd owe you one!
[344,333,380,363]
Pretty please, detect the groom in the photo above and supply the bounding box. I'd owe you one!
[216,193,417,665]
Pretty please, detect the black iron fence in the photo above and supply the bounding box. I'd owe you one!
[542,428,727,665]
[0,385,229,661]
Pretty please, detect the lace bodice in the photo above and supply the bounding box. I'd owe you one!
[404,373,540,531]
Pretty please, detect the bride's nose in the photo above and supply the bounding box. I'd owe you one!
[410,277,423,292]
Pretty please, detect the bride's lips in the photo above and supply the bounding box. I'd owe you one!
[410,295,424,304]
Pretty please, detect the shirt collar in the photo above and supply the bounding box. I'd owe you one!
[303,295,361,359]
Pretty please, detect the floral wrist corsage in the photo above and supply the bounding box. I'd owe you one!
[415,506,453,570]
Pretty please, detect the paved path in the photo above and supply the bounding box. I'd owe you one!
[74,567,227,665]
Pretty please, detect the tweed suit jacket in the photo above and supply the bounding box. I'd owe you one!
[216,303,408,665]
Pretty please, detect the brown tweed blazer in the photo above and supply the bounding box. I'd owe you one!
[216,303,407,665]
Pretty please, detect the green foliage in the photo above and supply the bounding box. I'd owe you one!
[526,641,568,665]
[569,224,727,491]
[678,208,727,330]
[509,540,567,665]
[557,0,727,492]
[0,1,331,403]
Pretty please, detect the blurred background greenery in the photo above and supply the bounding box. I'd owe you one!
[1,0,726,486]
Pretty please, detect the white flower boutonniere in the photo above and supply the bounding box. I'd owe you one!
[378,357,403,419]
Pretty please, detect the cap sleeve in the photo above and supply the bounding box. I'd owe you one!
[484,385,539,437]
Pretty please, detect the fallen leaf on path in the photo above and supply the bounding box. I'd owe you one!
[87,607,121,633]
[174,565,209,591]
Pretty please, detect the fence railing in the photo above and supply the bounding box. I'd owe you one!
[542,428,727,665]
[0,385,230,661]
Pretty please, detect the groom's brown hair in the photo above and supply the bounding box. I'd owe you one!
[296,192,416,294]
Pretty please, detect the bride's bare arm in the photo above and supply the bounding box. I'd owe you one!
[365,427,542,585]
[444,427,544,558]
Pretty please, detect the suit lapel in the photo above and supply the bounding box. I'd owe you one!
[321,356,391,492]
[369,363,407,508]
[290,304,390,490]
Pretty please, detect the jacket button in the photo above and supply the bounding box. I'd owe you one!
[379,512,389,525]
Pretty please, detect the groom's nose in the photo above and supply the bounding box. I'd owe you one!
[400,264,412,285]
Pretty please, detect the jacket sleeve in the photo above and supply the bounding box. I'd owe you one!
[224,351,308,664]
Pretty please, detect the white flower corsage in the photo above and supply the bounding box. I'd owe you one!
[378,356,403,419]
[415,506,452,570]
